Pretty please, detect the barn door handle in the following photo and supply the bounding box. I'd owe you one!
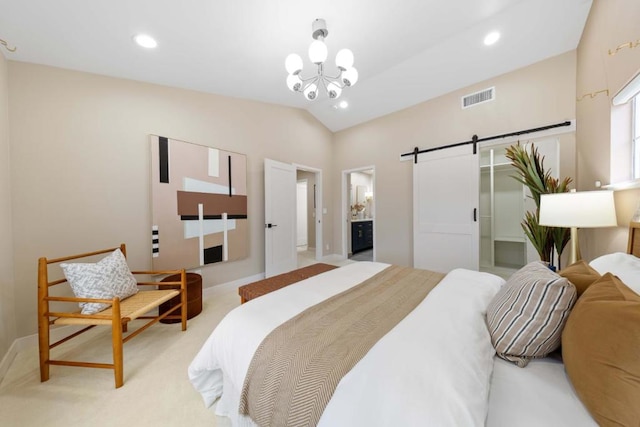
[473,208,477,222]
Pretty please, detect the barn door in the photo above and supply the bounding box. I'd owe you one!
[413,145,479,273]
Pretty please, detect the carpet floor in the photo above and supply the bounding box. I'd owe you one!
[0,287,240,427]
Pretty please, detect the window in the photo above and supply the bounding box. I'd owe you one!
[610,71,640,187]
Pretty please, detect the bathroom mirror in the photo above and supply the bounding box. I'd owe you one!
[356,185,368,205]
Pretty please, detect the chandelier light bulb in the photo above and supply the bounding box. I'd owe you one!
[286,74,302,92]
[327,82,342,99]
[342,67,359,87]
[304,83,318,100]
[335,48,354,70]
[285,19,357,101]
[285,53,303,75]
[308,40,328,64]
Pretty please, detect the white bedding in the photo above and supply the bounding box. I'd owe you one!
[487,358,596,426]
[188,262,595,426]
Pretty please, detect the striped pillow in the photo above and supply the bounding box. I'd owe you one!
[486,261,576,367]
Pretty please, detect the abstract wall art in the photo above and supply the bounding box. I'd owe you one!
[150,135,248,270]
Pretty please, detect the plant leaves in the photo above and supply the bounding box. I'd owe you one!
[506,141,573,264]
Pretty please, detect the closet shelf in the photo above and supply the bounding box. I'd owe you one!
[494,236,525,243]
[479,162,513,170]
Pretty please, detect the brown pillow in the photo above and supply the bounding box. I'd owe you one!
[562,273,640,426]
[558,260,601,297]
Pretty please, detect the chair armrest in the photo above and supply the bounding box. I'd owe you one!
[131,269,187,288]
[45,296,122,321]
[130,269,183,275]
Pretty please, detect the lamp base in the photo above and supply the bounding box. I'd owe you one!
[568,227,581,266]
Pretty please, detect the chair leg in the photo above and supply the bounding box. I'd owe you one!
[38,318,50,382]
[112,305,124,388]
[181,271,187,332]
[37,259,50,382]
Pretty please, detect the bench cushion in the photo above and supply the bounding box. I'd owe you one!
[238,263,338,303]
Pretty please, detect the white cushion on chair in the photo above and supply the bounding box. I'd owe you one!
[61,248,138,314]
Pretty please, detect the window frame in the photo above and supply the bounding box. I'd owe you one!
[634,94,640,179]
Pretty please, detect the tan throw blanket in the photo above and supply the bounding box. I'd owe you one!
[239,265,444,427]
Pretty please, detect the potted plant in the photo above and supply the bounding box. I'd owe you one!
[350,203,365,219]
[505,143,572,269]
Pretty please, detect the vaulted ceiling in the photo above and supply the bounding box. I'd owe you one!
[0,0,592,131]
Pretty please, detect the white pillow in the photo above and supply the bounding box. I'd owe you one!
[589,252,640,295]
[60,248,138,314]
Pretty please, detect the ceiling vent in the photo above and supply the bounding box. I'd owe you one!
[462,87,495,109]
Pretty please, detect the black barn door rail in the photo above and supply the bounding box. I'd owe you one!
[401,120,572,164]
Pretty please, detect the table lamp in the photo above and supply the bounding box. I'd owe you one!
[539,190,617,265]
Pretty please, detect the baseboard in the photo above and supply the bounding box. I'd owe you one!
[0,323,90,386]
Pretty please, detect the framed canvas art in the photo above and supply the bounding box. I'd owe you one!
[150,135,248,270]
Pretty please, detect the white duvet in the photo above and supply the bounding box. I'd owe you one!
[188,262,505,426]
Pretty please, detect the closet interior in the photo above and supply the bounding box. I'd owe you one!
[479,144,527,276]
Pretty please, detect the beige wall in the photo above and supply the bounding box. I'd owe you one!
[0,52,16,360]
[333,51,577,266]
[8,62,334,339]
[576,0,640,259]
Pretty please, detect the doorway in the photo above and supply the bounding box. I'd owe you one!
[296,179,308,249]
[264,159,322,277]
[296,166,322,268]
[341,167,375,262]
[478,138,560,278]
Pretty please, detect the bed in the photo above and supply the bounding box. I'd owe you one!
[189,223,640,426]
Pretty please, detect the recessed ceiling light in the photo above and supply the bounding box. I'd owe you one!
[332,100,349,110]
[484,31,500,46]
[133,34,158,49]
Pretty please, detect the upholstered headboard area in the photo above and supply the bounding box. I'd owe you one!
[628,221,640,257]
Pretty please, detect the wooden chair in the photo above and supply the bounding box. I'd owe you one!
[37,243,188,388]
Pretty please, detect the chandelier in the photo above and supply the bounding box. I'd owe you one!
[285,19,359,101]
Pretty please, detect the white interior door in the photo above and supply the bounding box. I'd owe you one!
[265,158,297,277]
[413,145,479,273]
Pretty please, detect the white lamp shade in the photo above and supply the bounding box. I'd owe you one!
[539,191,617,228]
[308,40,328,64]
[286,74,302,92]
[303,83,318,100]
[342,67,359,87]
[326,82,342,99]
[335,48,354,70]
[285,53,303,75]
